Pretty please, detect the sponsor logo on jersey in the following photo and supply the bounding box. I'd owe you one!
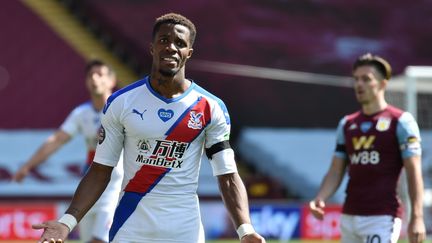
[187,111,203,129]
[158,108,174,122]
[350,150,380,165]
[352,135,376,150]
[376,117,391,132]
[350,135,379,164]
[135,139,188,168]
[132,108,147,120]
[98,126,105,144]
[360,122,372,133]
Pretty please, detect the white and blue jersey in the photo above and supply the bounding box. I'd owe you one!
[60,102,123,242]
[94,76,237,243]
[61,102,123,211]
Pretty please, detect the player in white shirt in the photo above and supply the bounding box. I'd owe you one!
[14,60,122,243]
[34,13,265,243]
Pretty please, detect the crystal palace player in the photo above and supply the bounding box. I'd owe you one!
[14,60,123,243]
[309,53,426,243]
[33,13,265,243]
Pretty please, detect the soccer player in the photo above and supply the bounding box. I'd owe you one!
[13,60,122,243]
[33,13,265,243]
[309,53,426,243]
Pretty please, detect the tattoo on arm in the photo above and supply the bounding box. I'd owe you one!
[66,207,81,215]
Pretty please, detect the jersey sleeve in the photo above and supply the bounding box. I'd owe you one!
[93,99,124,167]
[397,112,422,158]
[60,107,80,137]
[205,100,237,176]
[334,116,348,159]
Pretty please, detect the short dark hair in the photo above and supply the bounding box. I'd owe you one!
[85,59,114,75]
[353,53,392,80]
[152,13,197,46]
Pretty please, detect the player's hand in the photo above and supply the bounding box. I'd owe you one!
[407,217,426,243]
[11,165,31,182]
[32,220,69,243]
[241,232,266,243]
[309,198,325,220]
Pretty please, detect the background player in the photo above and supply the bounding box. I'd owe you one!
[12,60,122,243]
[309,53,425,243]
[32,13,265,243]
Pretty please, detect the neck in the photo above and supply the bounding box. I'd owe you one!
[361,97,388,115]
[149,70,190,99]
[91,93,111,111]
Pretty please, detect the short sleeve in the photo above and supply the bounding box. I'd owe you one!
[60,108,80,137]
[93,99,124,167]
[397,112,422,158]
[334,116,348,159]
[205,100,237,176]
[205,100,231,148]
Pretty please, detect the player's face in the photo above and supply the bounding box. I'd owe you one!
[85,65,115,96]
[150,23,193,77]
[353,65,386,105]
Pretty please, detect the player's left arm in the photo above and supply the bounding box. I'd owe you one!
[206,99,265,242]
[217,172,265,243]
[403,155,426,243]
[398,112,426,243]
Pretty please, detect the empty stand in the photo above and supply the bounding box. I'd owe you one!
[0,1,87,128]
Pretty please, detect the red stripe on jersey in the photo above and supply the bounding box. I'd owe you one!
[86,150,96,165]
[124,165,170,193]
[166,97,211,142]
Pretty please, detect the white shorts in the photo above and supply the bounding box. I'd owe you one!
[340,214,402,243]
[79,206,115,242]
[110,193,204,243]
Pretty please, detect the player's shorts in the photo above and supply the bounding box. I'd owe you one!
[79,206,114,243]
[110,193,204,243]
[340,214,402,243]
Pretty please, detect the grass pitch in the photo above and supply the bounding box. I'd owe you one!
[2,240,429,243]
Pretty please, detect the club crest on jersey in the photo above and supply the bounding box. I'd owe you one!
[187,111,203,130]
[360,122,372,133]
[376,117,391,132]
[158,109,174,122]
[98,126,105,144]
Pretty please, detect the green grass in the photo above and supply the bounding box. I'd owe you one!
[208,241,334,243]
[59,240,428,243]
[209,240,418,243]
[4,239,431,243]
[208,241,424,243]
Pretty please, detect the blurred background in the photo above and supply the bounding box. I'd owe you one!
[1,0,432,241]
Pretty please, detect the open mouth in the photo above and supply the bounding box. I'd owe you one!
[161,57,178,65]
[355,89,364,95]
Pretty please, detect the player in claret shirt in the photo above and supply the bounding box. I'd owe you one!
[34,13,265,243]
[309,53,425,243]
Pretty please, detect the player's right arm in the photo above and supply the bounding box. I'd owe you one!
[309,155,347,220]
[32,162,113,243]
[309,116,348,220]
[12,129,71,182]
